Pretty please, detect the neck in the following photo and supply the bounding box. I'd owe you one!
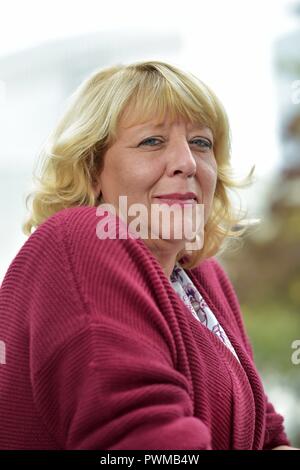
[142,239,183,280]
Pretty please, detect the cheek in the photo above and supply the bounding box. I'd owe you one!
[103,158,161,202]
[123,159,162,189]
[197,162,218,200]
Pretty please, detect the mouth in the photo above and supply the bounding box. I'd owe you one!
[153,198,197,207]
[153,192,198,204]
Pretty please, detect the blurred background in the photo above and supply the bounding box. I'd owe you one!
[0,0,299,447]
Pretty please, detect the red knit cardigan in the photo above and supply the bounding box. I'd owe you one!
[0,206,290,450]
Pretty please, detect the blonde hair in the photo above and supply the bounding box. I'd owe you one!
[22,59,255,269]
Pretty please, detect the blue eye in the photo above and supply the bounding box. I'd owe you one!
[138,137,213,149]
[139,137,162,146]
[191,138,213,149]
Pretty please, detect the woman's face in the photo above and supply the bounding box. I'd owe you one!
[96,113,218,253]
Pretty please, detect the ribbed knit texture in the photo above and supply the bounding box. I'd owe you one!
[0,206,290,450]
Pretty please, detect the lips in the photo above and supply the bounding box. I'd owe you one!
[154,192,198,202]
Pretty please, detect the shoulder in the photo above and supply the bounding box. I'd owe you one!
[36,205,159,295]
[3,205,141,304]
[29,205,137,263]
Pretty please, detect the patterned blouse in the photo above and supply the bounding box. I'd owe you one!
[170,262,240,363]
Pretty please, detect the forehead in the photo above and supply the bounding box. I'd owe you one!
[118,117,213,137]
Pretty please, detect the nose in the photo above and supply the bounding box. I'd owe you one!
[166,139,197,178]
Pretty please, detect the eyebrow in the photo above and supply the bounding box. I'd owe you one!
[132,122,212,133]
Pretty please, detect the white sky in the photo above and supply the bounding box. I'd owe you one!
[0,0,299,178]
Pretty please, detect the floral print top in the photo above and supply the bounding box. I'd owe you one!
[170,262,240,363]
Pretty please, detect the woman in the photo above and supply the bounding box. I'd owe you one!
[0,60,295,450]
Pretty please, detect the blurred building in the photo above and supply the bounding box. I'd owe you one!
[218,10,300,443]
[273,1,300,194]
[221,4,300,308]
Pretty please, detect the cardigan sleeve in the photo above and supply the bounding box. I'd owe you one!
[29,207,212,450]
[32,324,212,450]
[262,399,291,450]
[210,257,291,449]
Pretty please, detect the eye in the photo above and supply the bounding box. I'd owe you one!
[138,137,163,147]
[191,138,213,150]
[138,136,213,149]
